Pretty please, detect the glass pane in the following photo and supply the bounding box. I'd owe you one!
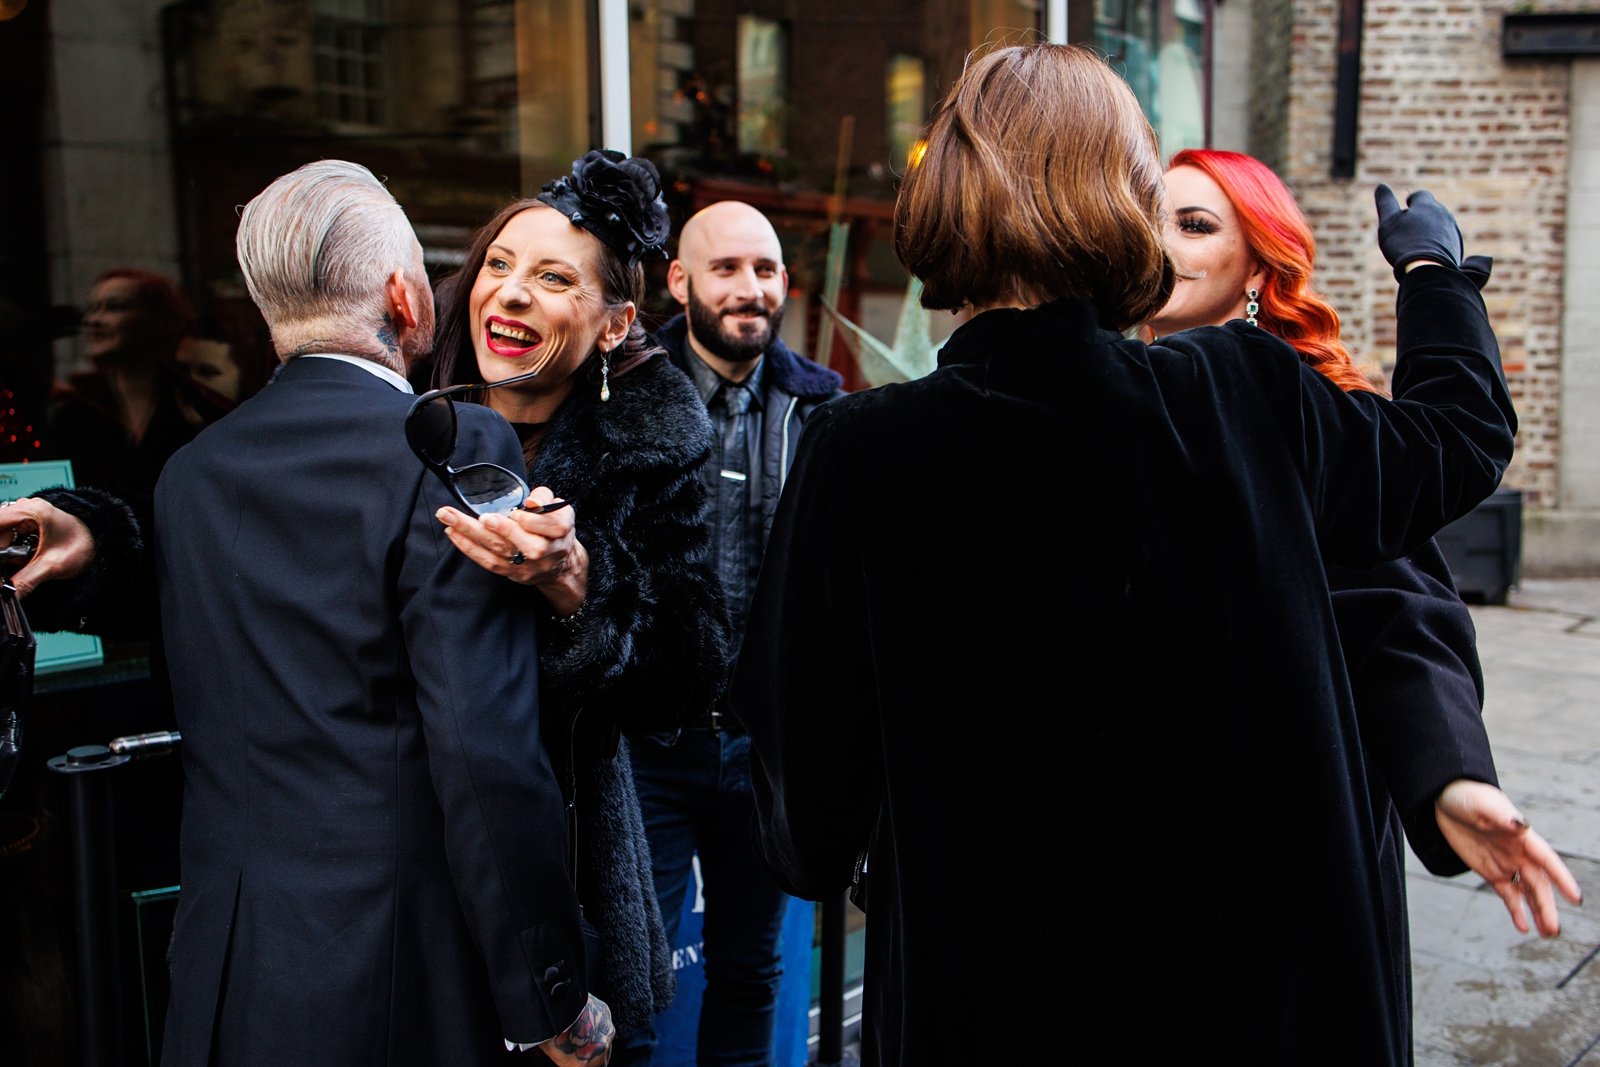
[629,1,1053,390]
[735,16,786,157]
[1095,0,1208,157]
[885,54,926,172]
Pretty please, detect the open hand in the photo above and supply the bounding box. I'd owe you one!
[1435,779,1583,937]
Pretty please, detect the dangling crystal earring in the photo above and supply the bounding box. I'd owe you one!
[599,348,611,402]
[1245,288,1260,328]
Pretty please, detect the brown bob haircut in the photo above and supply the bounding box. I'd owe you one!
[895,44,1175,330]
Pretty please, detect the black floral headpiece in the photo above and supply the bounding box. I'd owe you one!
[536,149,671,268]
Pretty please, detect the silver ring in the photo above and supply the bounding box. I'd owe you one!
[508,550,526,566]
[1510,870,1522,888]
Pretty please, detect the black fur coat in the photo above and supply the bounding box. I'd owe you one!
[525,350,730,1032]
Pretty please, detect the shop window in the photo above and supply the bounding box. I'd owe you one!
[886,54,926,170]
[1095,0,1209,155]
[736,16,787,158]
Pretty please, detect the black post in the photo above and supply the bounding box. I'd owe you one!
[815,893,846,1065]
[48,744,130,1067]
[1331,0,1365,177]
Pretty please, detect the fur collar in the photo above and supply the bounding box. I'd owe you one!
[528,352,712,502]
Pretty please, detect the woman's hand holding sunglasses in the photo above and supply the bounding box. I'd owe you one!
[436,486,589,612]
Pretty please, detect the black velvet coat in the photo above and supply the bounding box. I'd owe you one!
[518,351,729,1031]
[729,268,1515,1066]
[1329,540,1497,1046]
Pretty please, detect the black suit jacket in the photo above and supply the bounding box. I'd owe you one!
[154,356,587,1066]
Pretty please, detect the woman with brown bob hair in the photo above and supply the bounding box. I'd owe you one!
[895,42,1174,329]
[728,44,1552,1067]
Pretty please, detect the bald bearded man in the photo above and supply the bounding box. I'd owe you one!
[616,202,843,1066]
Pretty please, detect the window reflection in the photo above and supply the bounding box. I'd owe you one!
[736,16,786,158]
[886,54,926,170]
[314,0,389,126]
[4,0,1212,421]
[1095,0,1209,155]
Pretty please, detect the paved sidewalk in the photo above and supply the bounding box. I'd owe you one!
[1410,579,1600,1067]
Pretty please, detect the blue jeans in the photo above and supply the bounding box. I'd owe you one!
[613,728,787,1067]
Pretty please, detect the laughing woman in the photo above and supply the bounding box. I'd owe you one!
[425,151,729,1041]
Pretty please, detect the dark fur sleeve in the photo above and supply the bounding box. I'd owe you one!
[538,456,730,735]
[22,486,155,638]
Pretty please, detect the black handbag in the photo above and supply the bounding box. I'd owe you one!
[0,577,36,802]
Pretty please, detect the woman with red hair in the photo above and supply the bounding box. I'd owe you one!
[49,268,202,508]
[1145,147,1572,988]
[1147,148,1378,389]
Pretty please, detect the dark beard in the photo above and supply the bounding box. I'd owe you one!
[686,281,784,365]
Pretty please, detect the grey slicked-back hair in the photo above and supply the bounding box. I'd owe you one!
[236,160,423,344]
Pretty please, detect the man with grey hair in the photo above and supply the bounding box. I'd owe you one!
[147,159,612,1065]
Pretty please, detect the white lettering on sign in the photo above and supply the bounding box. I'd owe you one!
[671,941,706,971]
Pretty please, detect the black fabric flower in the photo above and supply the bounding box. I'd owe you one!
[536,149,671,267]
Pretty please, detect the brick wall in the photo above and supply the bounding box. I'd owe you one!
[1275,0,1578,506]
[1250,0,1296,171]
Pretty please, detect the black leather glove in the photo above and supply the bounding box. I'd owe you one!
[1460,254,1493,291]
[1374,184,1464,282]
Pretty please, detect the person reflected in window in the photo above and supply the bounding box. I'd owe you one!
[425,150,730,1050]
[171,325,276,427]
[47,269,200,511]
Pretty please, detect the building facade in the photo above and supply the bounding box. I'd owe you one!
[1211,0,1600,573]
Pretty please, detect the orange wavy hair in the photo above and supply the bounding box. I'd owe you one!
[1167,149,1378,394]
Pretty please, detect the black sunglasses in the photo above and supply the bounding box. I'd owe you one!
[404,368,570,518]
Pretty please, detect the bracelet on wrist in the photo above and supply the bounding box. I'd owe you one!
[556,599,587,633]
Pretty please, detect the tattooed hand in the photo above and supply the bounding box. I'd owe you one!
[538,994,613,1065]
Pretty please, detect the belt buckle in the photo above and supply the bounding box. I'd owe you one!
[709,709,726,731]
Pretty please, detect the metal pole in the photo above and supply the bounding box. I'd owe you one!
[49,743,130,1067]
[815,893,846,1065]
[1046,0,1068,43]
[596,0,632,154]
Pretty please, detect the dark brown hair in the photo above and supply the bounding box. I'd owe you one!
[430,198,661,391]
[894,44,1174,329]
